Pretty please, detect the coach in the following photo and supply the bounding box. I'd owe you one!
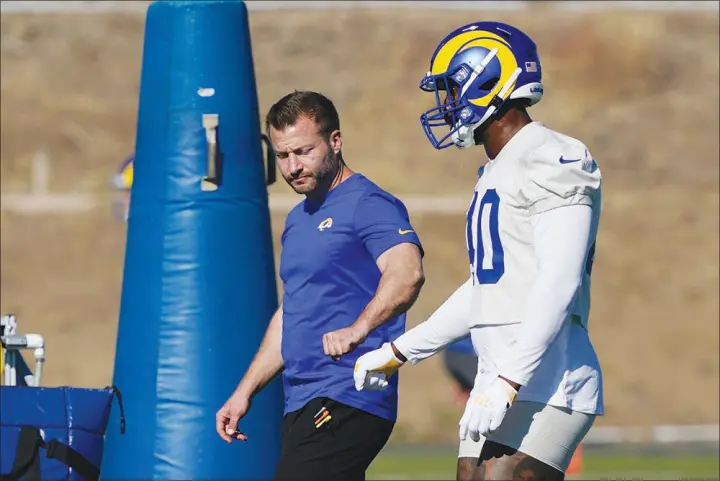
[216,91,425,480]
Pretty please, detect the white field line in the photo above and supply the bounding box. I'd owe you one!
[585,423,719,445]
[0,192,469,215]
[2,188,714,215]
[0,154,473,215]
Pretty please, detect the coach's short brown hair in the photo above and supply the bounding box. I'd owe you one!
[265,90,340,141]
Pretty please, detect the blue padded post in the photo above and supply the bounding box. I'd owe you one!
[100,1,283,479]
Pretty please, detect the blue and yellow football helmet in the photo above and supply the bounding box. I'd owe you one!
[114,154,134,191]
[419,21,543,150]
[112,154,134,221]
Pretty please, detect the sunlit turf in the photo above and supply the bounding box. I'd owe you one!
[367,449,720,480]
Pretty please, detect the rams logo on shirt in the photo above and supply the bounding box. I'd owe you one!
[318,218,333,232]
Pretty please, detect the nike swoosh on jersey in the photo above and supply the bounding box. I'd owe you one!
[398,229,414,235]
[559,156,582,164]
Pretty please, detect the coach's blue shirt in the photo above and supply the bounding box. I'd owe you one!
[279,173,423,422]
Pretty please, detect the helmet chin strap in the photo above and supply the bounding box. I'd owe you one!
[452,67,523,149]
[451,123,476,149]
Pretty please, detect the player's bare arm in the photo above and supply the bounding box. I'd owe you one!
[215,305,284,443]
[323,242,424,359]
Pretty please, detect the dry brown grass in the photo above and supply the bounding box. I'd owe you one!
[1,8,718,444]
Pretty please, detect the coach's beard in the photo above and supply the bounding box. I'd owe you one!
[286,152,338,198]
[287,173,318,195]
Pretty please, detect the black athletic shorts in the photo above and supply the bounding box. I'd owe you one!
[273,396,394,481]
[444,349,478,391]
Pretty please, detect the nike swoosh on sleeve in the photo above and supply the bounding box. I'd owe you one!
[559,156,582,164]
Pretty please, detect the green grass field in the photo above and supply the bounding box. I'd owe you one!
[367,449,720,480]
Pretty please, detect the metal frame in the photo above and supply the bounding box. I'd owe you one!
[1,314,45,387]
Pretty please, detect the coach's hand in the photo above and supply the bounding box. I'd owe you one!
[353,342,405,391]
[323,324,368,360]
[459,377,517,442]
[216,390,251,443]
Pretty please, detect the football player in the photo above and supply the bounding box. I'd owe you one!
[354,21,603,481]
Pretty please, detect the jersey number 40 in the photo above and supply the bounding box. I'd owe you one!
[466,189,597,285]
[466,189,504,285]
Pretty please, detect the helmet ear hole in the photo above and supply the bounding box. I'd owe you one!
[478,78,499,91]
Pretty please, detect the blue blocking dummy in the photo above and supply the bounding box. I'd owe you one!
[101,1,282,479]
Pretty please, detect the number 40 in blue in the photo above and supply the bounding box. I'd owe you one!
[466,189,505,285]
[466,189,597,285]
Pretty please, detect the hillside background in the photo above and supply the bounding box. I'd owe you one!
[1,4,718,444]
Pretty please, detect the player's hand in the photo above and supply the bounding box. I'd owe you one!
[353,342,405,391]
[323,324,368,360]
[216,390,251,443]
[458,377,517,442]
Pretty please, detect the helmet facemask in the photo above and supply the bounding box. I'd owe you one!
[420,46,524,150]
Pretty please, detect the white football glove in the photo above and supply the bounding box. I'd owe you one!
[459,377,518,442]
[354,342,405,391]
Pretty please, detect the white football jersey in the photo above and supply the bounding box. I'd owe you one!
[466,121,604,415]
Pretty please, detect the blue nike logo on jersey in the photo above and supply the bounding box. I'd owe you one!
[559,156,582,164]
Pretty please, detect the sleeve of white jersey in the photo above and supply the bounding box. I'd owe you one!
[499,204,594,386]
[498,141,602,386]
[392,278,473,365]
[522,143,601,215]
